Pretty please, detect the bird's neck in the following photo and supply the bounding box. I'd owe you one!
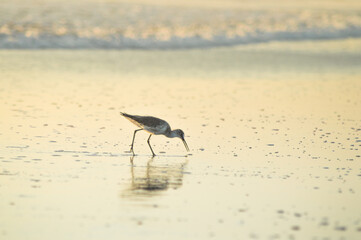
[166,130,178,138]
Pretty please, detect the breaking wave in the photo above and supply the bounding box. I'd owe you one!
[1,1,361,49]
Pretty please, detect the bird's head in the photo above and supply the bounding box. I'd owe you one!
[173,129,189,152]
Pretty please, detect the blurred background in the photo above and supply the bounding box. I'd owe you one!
[1,0,360,49]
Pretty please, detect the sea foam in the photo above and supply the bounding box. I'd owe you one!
[1,1,360,49]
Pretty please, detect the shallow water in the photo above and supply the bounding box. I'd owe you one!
[1,39,361,239]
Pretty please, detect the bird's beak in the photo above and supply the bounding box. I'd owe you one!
[182,138,189,152]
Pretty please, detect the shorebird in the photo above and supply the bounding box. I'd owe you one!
[120,112,189,156]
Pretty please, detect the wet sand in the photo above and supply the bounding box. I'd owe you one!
[1,39,361,239]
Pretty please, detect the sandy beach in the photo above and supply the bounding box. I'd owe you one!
[1,37,361,239]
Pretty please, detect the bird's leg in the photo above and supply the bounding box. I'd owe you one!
[130,129,143,155]
[147,134,156,157]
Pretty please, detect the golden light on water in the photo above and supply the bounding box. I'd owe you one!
[1,0,361,238]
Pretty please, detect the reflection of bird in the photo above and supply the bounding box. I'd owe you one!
[120,156,187,199]
[120,112,189,156]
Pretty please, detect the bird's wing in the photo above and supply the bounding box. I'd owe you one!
[143,121,170,135]
[122,113,171,134]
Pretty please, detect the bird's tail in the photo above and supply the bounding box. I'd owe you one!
[120,112,130,118]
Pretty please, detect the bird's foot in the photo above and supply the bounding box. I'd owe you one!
[130,148,135,156]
